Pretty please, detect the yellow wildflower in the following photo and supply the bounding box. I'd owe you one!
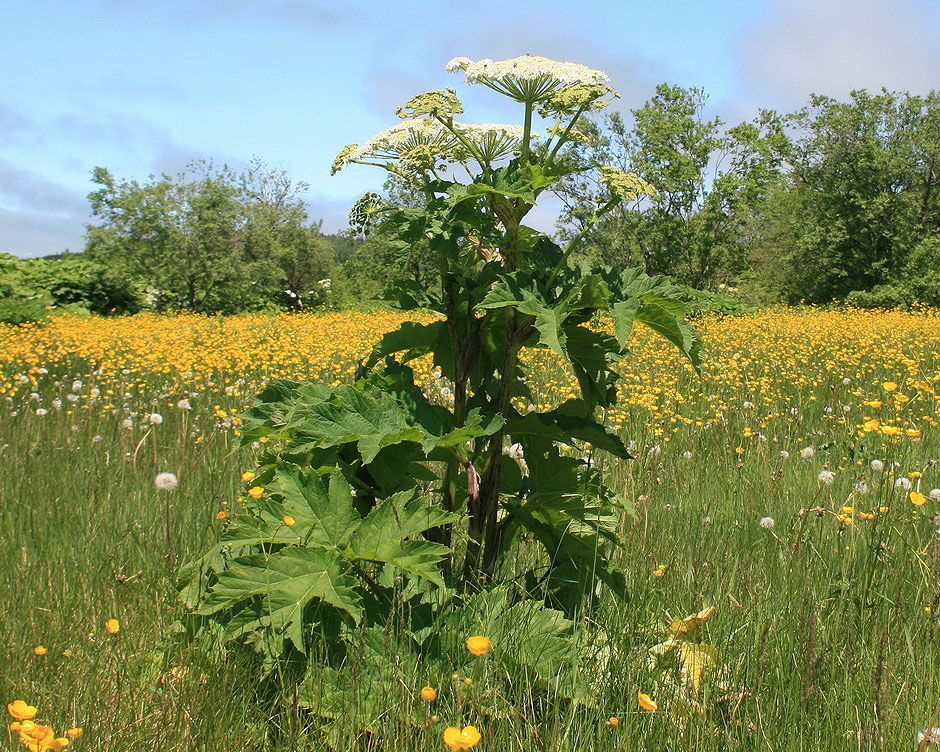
[638,691,658,711]
[465,636,490,656]
[443,725,481,750]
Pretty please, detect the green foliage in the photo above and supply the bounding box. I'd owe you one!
[1,251,140,321]
[85,159,339,313]
[772,90,940,304]
[555,87,787,291]
[186,58,702,722]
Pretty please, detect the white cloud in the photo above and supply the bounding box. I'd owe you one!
[0,159,87,216]
[0,207,87,257]
[738,0,940,107]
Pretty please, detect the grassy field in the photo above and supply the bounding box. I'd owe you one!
[1,308,939,751]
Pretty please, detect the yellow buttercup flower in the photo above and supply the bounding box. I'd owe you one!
[241,471,256,482]
[443,725,481,750]
[33,646,46,656]
[465,636,490,656]
[911,492,927,506]
[882,381,898,392]
[421,686,436,701]
[247,486,264,499]
[105,618,120,634]
[66,728,83,738]
[638,691,658,711]
[606,717,619,726]
[282,515,296,526]
[7,701,37,720]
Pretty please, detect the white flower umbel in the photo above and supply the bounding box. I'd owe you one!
[454,122,529,162]
[446,55,611,103]
[332,118,455,174]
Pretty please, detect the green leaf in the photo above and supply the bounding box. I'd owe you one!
[506,402,630,459]
[636,300,703,372]
[379,280,445,313]
[479,273,571,356]
[347,490,460,587]
[364,320,448,370]
[610,298,639,348]
[273,465,360,549]
[566,326,623,408]
[199,547,362,652]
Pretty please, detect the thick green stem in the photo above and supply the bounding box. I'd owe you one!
[521,101,533,164]
[545,199,618,290]
[545,105,588,167]
[462,218,523,585]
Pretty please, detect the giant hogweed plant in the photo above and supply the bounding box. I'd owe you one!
[181,55,702,726]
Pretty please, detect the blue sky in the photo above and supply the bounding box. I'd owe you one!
[2,0,938,256]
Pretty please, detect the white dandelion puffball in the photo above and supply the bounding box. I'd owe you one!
[800,446,815,460]
[818,470,836,485]
[647,445,662,459]
[682,451,693,460]
[895,477,912,491]
[917,727,940,745]
[842,377,851,385]
[35,408,48,416]
[149,412,164,425]
[177,399,191,411]
[121,418,133,430]
[930,488,940,501]
[71,380,83,391]
[870,459,884,472]
[155,472,179,491]
[760,516,775,529]
[779,450,790,459]
[854,481,869,496]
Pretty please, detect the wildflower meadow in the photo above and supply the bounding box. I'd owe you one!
[1,306,939,750]
[2,52,940,752]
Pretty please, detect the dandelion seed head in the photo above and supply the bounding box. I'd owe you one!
[155,472,179,491]
[818,470,836,485]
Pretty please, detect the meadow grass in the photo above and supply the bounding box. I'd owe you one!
[1,308,939,751]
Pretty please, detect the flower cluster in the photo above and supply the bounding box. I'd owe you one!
[446,55,612,104]
[395,88,464,120]
[598,166,656,204]
[7,701,80,751]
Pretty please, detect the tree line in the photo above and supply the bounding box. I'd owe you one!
[1,84,937,321]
